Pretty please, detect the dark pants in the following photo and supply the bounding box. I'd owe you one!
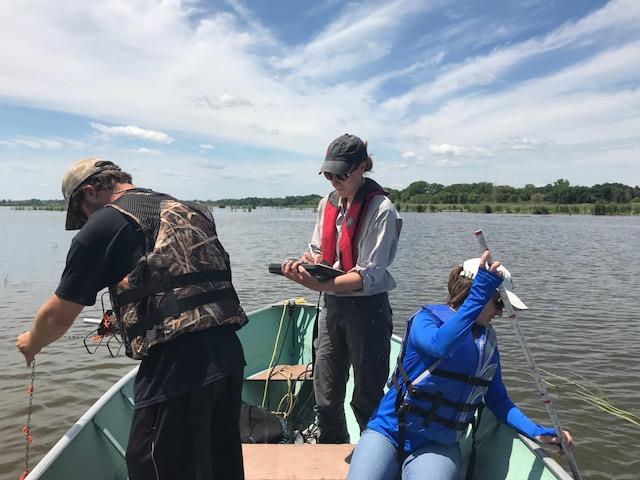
[314,293,392,443]
[126,370,244,480]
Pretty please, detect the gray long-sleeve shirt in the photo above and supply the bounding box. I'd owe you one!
[310,193,402,296]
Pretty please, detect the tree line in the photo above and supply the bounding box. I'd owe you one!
[385,179,640,205]
[204,179,639,208]
[2,179,639,212]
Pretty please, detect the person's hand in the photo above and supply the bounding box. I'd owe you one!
[536,429,574,451]
[282,259,323,291]
[479,250,502,276]
[16,331,40,367]
[301,251,323,264]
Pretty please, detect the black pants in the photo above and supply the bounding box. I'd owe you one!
[314,293,392,443]
[126,370,244,480]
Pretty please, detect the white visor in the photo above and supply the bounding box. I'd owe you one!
[460,258,528,310]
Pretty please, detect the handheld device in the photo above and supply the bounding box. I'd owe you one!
[268,262,344,281]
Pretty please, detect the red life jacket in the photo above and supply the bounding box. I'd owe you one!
[321,178,386,271]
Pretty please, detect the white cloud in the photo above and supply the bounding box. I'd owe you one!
[161,169,192,179]
[428,143,491,157]
[430,51,446,66]
[0,0,638,196]
[199,144,215,150]
[91,123,174,144]
[429,158,461,167]
[382,0,640,111]
[498,136,549,151]
[410,40,640,148]
[187,94,253,110]
[429,144,463,155]
[0,1,397,155]
[0,136,85,150]
[219,93,252,107]
[136,147,161,154]
[4,0,635,159]
[250,124,280,135]
[197,159,225,169]
[276,1,436,79]
[400,151,429,165]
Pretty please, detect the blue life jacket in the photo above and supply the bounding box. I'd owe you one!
[388,304,498,454]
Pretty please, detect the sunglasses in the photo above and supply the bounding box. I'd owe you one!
[323,170,356,182]
[495,296,504,310]
[324,161,365,182]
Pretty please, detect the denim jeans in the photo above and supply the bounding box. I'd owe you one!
[347,429,460,480]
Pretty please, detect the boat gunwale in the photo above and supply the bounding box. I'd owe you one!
[390,331,572,480]
[25,302,299,479]
[25,366,139,479]
[25,303,573,480]
[517,434,574,480]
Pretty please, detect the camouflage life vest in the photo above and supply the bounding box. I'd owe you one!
[107,189,248,359]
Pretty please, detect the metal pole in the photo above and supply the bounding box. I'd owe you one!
[474,230,582,480]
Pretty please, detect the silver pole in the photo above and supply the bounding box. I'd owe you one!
[474,229,582,480]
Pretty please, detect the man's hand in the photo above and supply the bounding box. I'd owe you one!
[16,294,84,367]
[16,331,40,367]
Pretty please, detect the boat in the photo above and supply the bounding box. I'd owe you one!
[25,299,573,479]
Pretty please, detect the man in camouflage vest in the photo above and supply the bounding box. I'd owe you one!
[17,158,248,479]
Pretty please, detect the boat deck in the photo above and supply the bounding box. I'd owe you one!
[243,444,353,480]
[246,364,313,382]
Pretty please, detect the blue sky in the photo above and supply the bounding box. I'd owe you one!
[1,0,638,200]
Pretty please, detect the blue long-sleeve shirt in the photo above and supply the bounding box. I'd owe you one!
[367,268,554,452]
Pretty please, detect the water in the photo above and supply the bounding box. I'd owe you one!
[1,207,639,479]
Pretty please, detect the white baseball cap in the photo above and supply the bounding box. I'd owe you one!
[460,258,528,310]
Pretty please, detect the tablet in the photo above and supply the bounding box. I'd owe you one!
[268,262,345,281]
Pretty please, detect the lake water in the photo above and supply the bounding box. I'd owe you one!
[1,207,639,480]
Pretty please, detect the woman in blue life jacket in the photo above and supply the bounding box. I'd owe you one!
[282,134,402,443]
[347,251,574,480]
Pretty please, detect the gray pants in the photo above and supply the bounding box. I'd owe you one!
[314,292,392,443]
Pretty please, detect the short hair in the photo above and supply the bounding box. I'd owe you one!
[81,167,132,192]
[68,166,132,209]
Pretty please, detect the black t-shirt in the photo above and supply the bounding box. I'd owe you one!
[56,206,145,306]
[56,205,245,408]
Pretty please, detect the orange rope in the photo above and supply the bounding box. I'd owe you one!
[19,360,35,480]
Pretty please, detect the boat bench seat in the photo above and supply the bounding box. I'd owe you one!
[246,364,312,381]
[243,444,353,480]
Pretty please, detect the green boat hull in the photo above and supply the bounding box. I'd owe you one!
[26,300,572,480]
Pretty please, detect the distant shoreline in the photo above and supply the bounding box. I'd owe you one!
[3,178,638,216]
[2,202,638,216]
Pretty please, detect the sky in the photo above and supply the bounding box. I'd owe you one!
[1,0,638,200]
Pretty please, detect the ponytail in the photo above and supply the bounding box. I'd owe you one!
[363,141,374,172]
[447,265,473,309]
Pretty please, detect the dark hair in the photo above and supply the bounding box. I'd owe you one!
[68,166,132,216]
[363,140,373,172]
[82,167,132,192]
[446,265,473,309]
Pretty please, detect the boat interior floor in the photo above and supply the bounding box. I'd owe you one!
[242,444,354,480]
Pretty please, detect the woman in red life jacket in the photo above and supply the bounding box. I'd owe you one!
[282,133,402,443]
